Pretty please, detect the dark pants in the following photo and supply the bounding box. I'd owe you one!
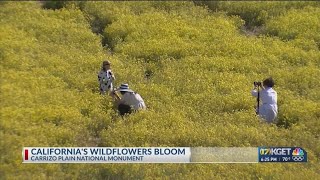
[118,104,132,116]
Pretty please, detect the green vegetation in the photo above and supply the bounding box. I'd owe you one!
[265,6,320,50]
[1,1,320,179]
[198,1,320,28]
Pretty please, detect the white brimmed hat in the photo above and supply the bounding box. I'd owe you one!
[117,83,133,92]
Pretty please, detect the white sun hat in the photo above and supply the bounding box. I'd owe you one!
[117,83,134,92]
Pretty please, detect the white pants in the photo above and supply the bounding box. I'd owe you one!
[258,104,278,123]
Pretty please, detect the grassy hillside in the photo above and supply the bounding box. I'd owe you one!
[1,1,320,179]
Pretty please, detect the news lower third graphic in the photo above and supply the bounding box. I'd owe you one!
[22,147,307,163]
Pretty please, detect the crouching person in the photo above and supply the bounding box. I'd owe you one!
[112,83,146,116]
[251,77,278,123]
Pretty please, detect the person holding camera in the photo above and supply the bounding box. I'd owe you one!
[98,60,115,95]
[112,83,146,116]
[251,77,278,123]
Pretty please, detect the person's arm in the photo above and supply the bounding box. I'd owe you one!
[251,87,258,97]
[112,91,121,101]
[98,73,101,83]
[108,70,115,81]
[110,90,120,107]
[251,84,265,97]
[98,72,104,85]
[111,72,115,81]
[251,83,262,97]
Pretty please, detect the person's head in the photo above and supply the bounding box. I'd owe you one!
[117,83,134,95]
[263,77,275,88]
[102,60,111,71]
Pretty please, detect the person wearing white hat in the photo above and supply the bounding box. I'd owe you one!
[98,60,115,95]
[112,83,146,116]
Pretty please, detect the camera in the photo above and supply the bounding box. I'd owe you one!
[254,81,261,86]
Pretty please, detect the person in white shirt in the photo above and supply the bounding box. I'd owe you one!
[112,83,146,116]
[98,60,115,95]
[251,77,278,123]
